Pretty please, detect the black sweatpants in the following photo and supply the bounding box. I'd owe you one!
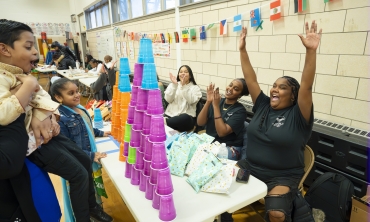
[28,134,97,222]
[165,113,195,132]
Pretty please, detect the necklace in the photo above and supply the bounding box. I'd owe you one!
[222,101,236,112]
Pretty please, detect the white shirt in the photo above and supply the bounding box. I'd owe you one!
[88,63,103,75]
[164,82,202,117]
[105,62,113,69]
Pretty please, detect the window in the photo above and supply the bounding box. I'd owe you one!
[118,0,129,21]
[102,5,110,26]
[85,0,110,29]
[96,8,102,27]
[131,0,143,18]
[90,11,97,29]
[165,0,176,9]
[146,0,161,14]
[180,0,204,5]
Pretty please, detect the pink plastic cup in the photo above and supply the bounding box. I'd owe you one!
[139,172,148,192]
[123,141,129,157]
[135,150,144,170]
[139,133,149,152]
[152,190,160,210]
[133,63,144,87]
[136,88,148,111]
[142,112,151,135]
[147,89,164,115]
[143,159,151,176]
[156,167,174,195]
[127,104,135,124]
[159,194,176,221]
[125,161,132,178]
[130,128,141,147]
[151,142,168,170]
[144,137,153,161]
[132,109,144,131]
[150,165,166,185]
[130,165,141,185]
[149,115,166,142]
[145,180,155,200]
[130,86,139,106]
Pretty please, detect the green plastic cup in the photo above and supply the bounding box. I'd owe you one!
[124,123,132,142]
[127,146,137,164]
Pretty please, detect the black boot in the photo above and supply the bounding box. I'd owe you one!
[90,204,113,222]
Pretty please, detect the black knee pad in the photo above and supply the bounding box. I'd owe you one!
[264,191,295,222]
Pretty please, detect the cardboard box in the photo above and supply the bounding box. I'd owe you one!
[350,185,370,222]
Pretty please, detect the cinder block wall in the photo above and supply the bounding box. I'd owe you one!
[87,0,370,130]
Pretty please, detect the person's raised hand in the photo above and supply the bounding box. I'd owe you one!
[31,116,52,147]
[16,75,40,92]
[213,87,221,106]
[206,82,215,103]
[239,27,247,51]
[298,20,322,51]
[169,73,178,84]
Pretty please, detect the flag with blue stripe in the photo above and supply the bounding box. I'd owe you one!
[233,14,242,32]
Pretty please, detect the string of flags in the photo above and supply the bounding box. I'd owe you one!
[113,0,333,44]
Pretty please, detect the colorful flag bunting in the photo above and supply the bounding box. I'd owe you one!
[160,33,165,43]
[199,26,206,40]
[174,32,179,43]
[324,0,333,2]
[220,19,227,35]
[167,33,172,43]
[190,28,196,41]
[206,23,214,30]
[182,29,189,43]
[250,8,261,27]
[294,0,307,13]
[270,0,281,21]
[233,14,242,32]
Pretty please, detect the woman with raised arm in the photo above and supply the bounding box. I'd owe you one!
[236,21,322,222]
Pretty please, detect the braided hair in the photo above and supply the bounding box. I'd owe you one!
[281,76,300,105]
[236,78,250,96]
[0,19,33,48]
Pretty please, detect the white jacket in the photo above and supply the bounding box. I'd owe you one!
[164,82,202,117]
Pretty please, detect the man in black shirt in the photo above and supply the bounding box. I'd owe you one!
[52,53,76,70]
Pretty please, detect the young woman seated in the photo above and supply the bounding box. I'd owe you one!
[164,65,202,132]
[197,79,249,160]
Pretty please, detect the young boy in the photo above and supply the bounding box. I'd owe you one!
[0,19,112,222]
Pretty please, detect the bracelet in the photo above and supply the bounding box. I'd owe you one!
[214,116,222,119]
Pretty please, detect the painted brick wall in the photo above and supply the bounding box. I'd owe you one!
[86,0,369,130]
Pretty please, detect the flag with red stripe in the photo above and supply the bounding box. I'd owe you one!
[270,0,281,21]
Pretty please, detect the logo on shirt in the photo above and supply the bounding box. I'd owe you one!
[225,112,233,121]
[272,116,285,127]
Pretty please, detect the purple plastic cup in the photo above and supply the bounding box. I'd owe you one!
[135,150,144,170]
[149,115,166,142]
[159,194,176,221]
[151,142,168,170]
[139,172,148,192]
[132,109,144,131]
[130,86,139,106]
[144,137,153,161]
[131,165,141,185]
[150,165,166,185]
[145,180,155,200]
[139,133,148,152]
[130,128,141,147]
[125,161,132,178]
[156,167,174,195]
[147,89,164,115]
[152,190,160,210]
[127,105,135,124]
[142,112,151,135]
[123,141,129,157]
[133,63,144,87]
[136,88,148,111]
[143,159,151,176]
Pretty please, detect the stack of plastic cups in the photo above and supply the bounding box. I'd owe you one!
[115,92,122,142]
[118,92,130,162]
[93,107,104,129]
[123,123,132,178]
[111,85,119,138]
